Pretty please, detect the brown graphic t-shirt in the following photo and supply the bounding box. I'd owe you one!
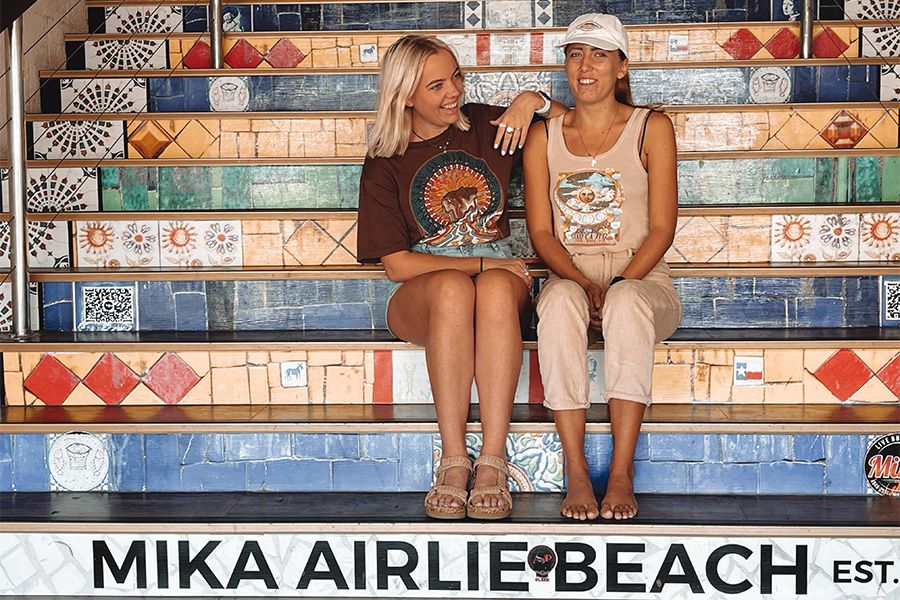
[357,103,523,263]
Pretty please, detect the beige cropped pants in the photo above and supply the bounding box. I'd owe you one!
[535,250,682,409]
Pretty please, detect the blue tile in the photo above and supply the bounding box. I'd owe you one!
[0,461,11,491]
[689,463,758,493]
[148,78,210,112]
[332,460,398,491]
[224,434,292,461]
[40,282,74,331]
[648,434,704,462]
[144,434,182,490]
[633,461,688,493]
[362,434,399,460]
[791,67,817,103]
[795,298,845,327]
[137,282,176,330]
[817,65,849,102]
[713,298,788,327]
[793,435,826,462]
[12,435,49,491]
[399,434,433,490]
[303,303,374,329]
[109,434,145,491]
[181,462,247,491]
[705,435,721,461]
[759,462,825,494]
[0,435,10,460]
[293,433,328,458]
[265,459,331,491]
[178,434,225,465]
[174,292,208,330]
[183,5,209,32]
[752,277,802,297]
[247,461,266,491]
[721,435,792,463]
[825,435,866,494]
[325,434,360,459]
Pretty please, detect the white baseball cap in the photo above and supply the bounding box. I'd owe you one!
[557,13,629,57]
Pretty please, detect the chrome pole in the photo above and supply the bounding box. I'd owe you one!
[210,0,224,68]
[800,0,814,59]
[7,18,30,337]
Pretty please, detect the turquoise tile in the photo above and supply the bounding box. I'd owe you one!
[854,156,882,202]
[882,157,900,202]
[159,167,212,210]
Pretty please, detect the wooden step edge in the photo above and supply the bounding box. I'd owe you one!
[40,56,900,79]
[25,149,900,167]
[25,102,900,120]
[20,204,900,222]
[63,20,895,41]
[25,262,900,282]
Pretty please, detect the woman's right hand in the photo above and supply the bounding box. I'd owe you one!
[584,282,604,330]
[483,257,533,285]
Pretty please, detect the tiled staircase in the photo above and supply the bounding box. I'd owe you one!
[1,0,899,597]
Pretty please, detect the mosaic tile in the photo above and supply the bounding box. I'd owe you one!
[46,431,110,491]
[209,76,251,111]
[749,66,791,103]
[813,349,874,401]
[30,120,126,160]
[534,0,552,26]
[85,39,168,70]
[143,353,201,404]
[0,282,41,333]
[464,1,483,28]
[58,78,148,114]
[75,221,160,268]
[160,220,243,267]
[24,168,99,213]
[77,284,136,332]
[882,65,900,101]
[103,6,184,33]
[860,213,900,259]
[882,275,900,325]
[0,220,70,269]
[23,355,79,406]
[434,432,563,492]
[82,353,140,405]
[860,26,900,58]
[484,0,532,28]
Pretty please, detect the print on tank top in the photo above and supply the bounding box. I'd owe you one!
[409,150,503,246]
[553,168,624,245]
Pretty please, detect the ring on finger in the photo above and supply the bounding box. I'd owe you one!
[506,126,515,133]
[498,122,507,129]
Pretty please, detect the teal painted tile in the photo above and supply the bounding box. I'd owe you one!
[220,166,252,209]
[119,168,152,210]
[854,156,881,202]
[772,157,815,178]
[101,188,122,211]
[882,157,900,202]
[761,176,815,204]
[159,167,212,210]
[814,157,836,203]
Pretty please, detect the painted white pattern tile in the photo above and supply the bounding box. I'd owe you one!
[76,221,160,268]
[25,168,100,213]
[439,34,477,65]
[208,77,250,112]
[85,39,168,70]
[810,213,861,262]
[59,78,147,114]
[881,65,900,101]
[490,34,532,65]
[771,214,815,261]
[484,0,532,28]
[534,0,552,27]
[844,0,897,20]
[434,432,563,492]
[31,121,126,160]
[105,6,184,33]
[160,220,242,266]
[0,221,70,269]
[0,282,41,332]
[541,32,566,64]
[860,212,900,260]
[47,432,111,491]
[463,71,552,106]
[463,0,483,29]
[860,26,900,58]
[749,66,792,103]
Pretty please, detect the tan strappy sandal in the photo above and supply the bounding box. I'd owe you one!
[424,455,473,520]
[467,454,512,520]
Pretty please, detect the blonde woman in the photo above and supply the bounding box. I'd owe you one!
[524,14,682,521]
[357,35,566,519]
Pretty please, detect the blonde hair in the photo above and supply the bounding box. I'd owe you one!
[367,35,470,158]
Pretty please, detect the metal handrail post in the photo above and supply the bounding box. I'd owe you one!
[210,0,224,68]
[7,18,30,338]
[800,0,814,58]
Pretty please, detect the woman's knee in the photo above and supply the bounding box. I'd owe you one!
[426,270,476,318]
[474,268,527,305]
[536,279,589,318]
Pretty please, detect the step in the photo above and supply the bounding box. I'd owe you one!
[82,0,866,31]
[1,492,897,598]
[63,22,870,73]
[2,330,899,406]
[37,62,897,115]
[5,157,899,212]
[24,105,900,162]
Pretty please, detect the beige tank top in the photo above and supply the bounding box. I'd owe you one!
[546,107,651,255]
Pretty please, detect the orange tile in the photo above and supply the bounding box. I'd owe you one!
[672,217,726,262]
[325,366,366,403]
[855,350,897,373]
[210,353,246,368]
[4,373,23,405]
[773,114,819,149]
[3,353,19,372]
[176,120,218,158]
[256,132,290,158]
[179,352,210,378]
[694,363,711,402]
[851,376,899,403]
[283,221,340,264]
[180,375,212,405]
[244,234,285,266]
[863,113,899,147]
[221,119,253,132]
[55,352,103,379]
[731,385,764,403]
[326,245,357,265]
[157,142,190,160]
[249,366,270,404]
[802,369,841,403]
[237,133,256,158]
[764,349,804,383]
[270,386,310,404]
[651,364,693,402]
[803,349,837,372]
[365,351,375,383]
[247,352,270,365]
[20,353,43,376]
[211,366,250,404]
[709,365,733,401]
[117,352,164,377]
[121,381,165,405]
[243,220,281,235]
[727,226,771,262]
[764,382,804,403]
[309,351,343,366]
[667,349,694,364]
[700,350,733,366]
[269,351,308,363]
[309,366,325,403]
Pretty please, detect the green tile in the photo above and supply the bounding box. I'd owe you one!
[814,158,836,203]
[119,168,151,210]
[159,167,212,210]
[882,157,900,202]
[772,157,815,179]
[101,189,122,211]
[220,166,251,209]
[853,156,881,203]
[761,177,815,204]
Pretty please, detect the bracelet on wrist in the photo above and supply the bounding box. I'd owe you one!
[536,90,552,116]
[609,275,626,287]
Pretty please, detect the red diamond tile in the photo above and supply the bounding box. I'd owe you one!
[813,28,849,58]
[820,109,868,149]
[265,38,306,68]
[182,41,212,69]
[765,27,801,59]
[722,28,763,60]
[876,354,900,398]
[143,353,200,405]
[82,353,140,405]
[224,39,264,69]
[813,349,873,401]
[23,355,80,405]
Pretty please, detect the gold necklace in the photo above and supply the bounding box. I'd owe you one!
[412,127,454,153]
[574,104,619,168]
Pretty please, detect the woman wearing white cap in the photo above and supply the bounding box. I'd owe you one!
[358,35,567,520]
[524,14,682,520]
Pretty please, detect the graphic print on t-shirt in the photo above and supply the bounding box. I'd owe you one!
[409,150,503,246]
[553,168,624,245]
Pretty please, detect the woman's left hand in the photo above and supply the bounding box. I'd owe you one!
[489,91,541,156]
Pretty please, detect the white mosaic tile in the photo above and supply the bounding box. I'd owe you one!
[59,78,148,114]
[84,39,168,70]
[771,214,815,261]
[76,220,160,268]
[811,213,861,262]
[104,6,183,33]
[0,282,43,333]
[434,432,564,491]
[861,26,900,58]
[534,0,552,27]
[463,71,552,106]
[881,65,900,101]
[490,33,532,65]
[46,432,111,491]
[208,76,250,112]
[25,168,100,213]
[160,220,242,267]
[463,0,483,29]
[30,120,126,160]
[860,212,900,260]
[484,0,532,28]
[844,0,898,20]
[0,221,71,269]
[749,66,792,103]
[439,34,477,65]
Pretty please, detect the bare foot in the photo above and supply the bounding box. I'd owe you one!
[427,465,470,510]
[561,469,599,520]
[600,473,637,520]
[468,464,508,509]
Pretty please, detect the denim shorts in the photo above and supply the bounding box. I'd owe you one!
[385,239,515,334]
